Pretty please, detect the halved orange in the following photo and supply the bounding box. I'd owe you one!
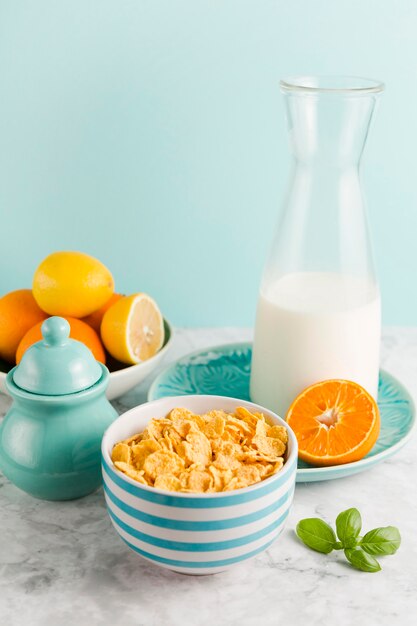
[286,380,380,466]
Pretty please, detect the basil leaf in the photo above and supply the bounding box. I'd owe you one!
[336,508,362,547]
[296,518,337,554]
[344,547,381,572]
[360,526,401,556]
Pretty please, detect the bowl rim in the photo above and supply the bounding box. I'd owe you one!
[101,394,298,499]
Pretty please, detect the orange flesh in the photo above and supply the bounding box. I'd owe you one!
[286,380,380,466]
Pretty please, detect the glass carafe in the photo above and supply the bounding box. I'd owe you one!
[250,76,384,417]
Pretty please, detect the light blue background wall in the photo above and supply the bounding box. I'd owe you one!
[0,1,415,326]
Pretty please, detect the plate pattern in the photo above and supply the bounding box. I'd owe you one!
[148,343,415,482]
[153,346,252,402]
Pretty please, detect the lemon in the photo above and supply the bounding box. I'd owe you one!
[33,251,114,318]
[101,293,164,364]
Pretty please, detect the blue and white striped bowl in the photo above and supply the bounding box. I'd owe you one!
[101,395,298,575]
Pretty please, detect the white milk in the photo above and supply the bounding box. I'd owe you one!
[250,272,380,417]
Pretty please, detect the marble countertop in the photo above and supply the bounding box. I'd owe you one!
[1,327,416,626]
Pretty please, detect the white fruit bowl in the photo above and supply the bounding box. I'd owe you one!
[0,319,173,401]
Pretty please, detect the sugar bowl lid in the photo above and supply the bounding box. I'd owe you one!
[13,316,103,395]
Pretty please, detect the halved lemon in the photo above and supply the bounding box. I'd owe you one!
[286,379,380,466]
[101,293,164,364]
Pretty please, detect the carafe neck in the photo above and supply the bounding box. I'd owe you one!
[284,91,378,168]
[261,77,384,288]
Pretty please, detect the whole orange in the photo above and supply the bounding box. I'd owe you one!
[16,316,106,365]
[0,289,48,363]
[82,293,123,333]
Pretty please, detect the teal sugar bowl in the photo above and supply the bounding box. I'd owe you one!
[0,317,118,500]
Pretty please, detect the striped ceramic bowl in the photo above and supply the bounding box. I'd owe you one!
[101,395,298,575]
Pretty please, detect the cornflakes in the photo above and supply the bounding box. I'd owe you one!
[131,439,160,469]
[213,448,242,470]
[154,474,182,491]
[143,450,185,481]
[267,424,288,443]
[111,442,131,464]
[114,461,147,484]
[111,406,287,493]
[177,431,212,467]
[181,468,214,492]
[252,435,286,458]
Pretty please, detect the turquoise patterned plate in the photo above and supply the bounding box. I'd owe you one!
[148,343,415,482]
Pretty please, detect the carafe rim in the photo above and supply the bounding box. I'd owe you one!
[280,75,384,96]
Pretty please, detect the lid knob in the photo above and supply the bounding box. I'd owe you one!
[12,316,103,396]
[42,317,70,346]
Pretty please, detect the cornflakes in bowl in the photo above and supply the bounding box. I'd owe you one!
[110,407,288,492]
[101,395,298,575]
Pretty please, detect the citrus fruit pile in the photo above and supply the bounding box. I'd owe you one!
[0,251,165,368]
[286,379,380,466]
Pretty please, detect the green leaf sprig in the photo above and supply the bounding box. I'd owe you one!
[296,508,401,573]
